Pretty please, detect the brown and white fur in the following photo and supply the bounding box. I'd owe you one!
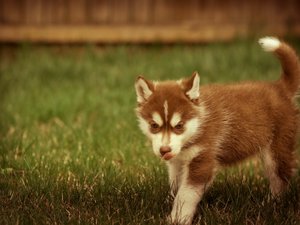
[135,37,300,224]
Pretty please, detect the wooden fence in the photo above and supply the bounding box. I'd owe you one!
[0,0,300,43]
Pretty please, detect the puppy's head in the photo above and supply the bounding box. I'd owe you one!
[135,72,201,160]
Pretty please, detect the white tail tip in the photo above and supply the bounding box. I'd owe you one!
[259,37,281,52]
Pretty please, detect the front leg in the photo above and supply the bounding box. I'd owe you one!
[170,182,205,225]
[167,160,183,196]
[170,151,216,224]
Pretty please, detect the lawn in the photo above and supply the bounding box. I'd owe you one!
[0,39,300,225]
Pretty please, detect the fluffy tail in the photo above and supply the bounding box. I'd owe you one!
[259,36,300,96]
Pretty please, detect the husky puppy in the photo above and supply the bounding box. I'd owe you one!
[135,37,299,224]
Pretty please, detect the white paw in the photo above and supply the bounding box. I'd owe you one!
[167,215,174,224]
[258,36,281,52]
[168,214,193,225]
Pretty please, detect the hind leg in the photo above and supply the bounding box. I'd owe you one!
[262,140,296,196]
[262,148,285,195]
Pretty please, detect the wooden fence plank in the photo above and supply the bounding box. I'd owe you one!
[53,0,68,24]
[0,1,2,23]
[110,0,130,24]
[66,0,86,24]
[0,24,254,43]
[171,0,200,22]
[131,0,152,24]
[24,0,43,25]
[42,0,54,25]
[41,0,67,24]
[0,24,238,43]
[153,0,173,24]
[89,0,110,24]
[1,0,24,24]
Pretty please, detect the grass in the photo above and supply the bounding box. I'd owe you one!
[0,39,300,225]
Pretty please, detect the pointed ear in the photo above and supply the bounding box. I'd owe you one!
[182,72,200,101]
[135,76,154,104]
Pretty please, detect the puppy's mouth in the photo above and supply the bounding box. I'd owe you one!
[161,152,175,160]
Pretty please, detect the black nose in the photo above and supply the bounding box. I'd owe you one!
[160,146,171,156]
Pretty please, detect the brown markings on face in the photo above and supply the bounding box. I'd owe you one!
[136,81,198,136]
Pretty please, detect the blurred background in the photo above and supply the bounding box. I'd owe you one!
[0,0,300,44]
